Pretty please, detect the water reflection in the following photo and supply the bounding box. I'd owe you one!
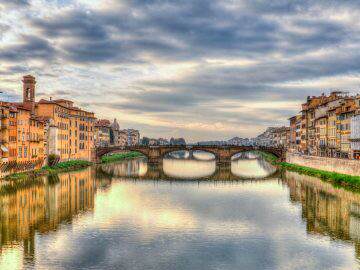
[0,169,97,269]
[100,152,277,180]
[284,171,360,258]
[162,159,216,179]
[2,157,360,269]
[231,158,276,178]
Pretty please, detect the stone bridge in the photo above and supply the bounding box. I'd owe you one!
[95,145,285,164]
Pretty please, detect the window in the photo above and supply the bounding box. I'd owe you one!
[18,147,22,158]
[24,147,27,158]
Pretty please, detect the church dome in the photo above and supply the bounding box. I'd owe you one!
[111,118,120,130]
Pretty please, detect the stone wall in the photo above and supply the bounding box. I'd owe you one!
[286,152,360,176]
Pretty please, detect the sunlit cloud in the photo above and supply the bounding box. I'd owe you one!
[0,0,359,140]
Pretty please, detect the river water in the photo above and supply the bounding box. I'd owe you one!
[0,152,360,270]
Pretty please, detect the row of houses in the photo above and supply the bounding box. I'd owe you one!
[254,91,360,160]
[288,91,360,159]
[94,118,140,147]
[0,75,140,174]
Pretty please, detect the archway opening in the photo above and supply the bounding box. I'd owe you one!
[230,150,277,179]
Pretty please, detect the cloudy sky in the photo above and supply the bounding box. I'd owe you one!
[1,0,360,141]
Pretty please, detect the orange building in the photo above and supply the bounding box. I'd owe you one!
[0,75,96,177]
[18,75,96,162]
[15,106,45,164]
[0,104,10,163]
[35,98,95,161]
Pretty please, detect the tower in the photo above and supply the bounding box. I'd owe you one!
[22,75,36,114]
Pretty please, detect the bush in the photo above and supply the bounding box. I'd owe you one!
[48,154,60,167]
[101,152,144,163]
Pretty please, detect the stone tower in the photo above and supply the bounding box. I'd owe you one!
[22,75,36,114]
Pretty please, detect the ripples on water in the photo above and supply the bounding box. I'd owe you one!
[0,151,360,269]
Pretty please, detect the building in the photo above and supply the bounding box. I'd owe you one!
[336,98,356,158]
[0,75,96,165]
[158,138,169,146]
[126,129,140,146]
[350,114,360,159]
[254,127,289,148]
[0,104,11,163]
[289,115,300,152]
[287,91,360,159]
[0,100,46,176]
[94,119,111,147]
[110,118,120,146]
[118,129,128,147]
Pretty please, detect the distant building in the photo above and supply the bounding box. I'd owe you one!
[118,129,128,147]
[254,127,289,148]
[110,118,120,146]
[95,119,111,147]
[126,129,140,146]
[158,138,169,145]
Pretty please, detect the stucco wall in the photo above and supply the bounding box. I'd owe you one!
[286,152,360,176]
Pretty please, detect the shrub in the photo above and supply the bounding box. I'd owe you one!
[101,152,144,163]
[48,154,60,167]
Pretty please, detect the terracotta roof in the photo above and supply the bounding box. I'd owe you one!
[95,119,111,127]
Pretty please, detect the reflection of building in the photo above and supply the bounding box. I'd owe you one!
[284,171,360,259]
[0,168,96,262]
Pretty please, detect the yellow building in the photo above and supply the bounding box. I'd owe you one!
[36,99,95,161]
[0,104,10,163]
[327,108,338,157]
[15,106,45,165]
[336,99,356,158]
[315,116,327,157]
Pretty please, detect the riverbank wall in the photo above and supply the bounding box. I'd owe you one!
[286,152,360,176]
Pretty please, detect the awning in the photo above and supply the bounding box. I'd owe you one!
[1,145,8,152]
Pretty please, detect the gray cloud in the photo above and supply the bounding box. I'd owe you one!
[0,0,29,8]
[0,35,56,61]
[1,0,360,139]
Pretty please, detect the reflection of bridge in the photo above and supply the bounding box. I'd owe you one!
[99,159,279,181]
[95,145,285,164]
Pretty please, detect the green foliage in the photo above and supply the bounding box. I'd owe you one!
[5,159,93,181]
[254,150,360,189]
[48,154,60,166]
[101,152,144,163]
[253,151,278,164]
[43,159,93,173]
[278,162,360,188]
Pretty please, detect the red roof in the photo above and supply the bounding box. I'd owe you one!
[95,119,111,127]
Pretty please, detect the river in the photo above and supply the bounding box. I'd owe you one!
[0,152,360,269]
